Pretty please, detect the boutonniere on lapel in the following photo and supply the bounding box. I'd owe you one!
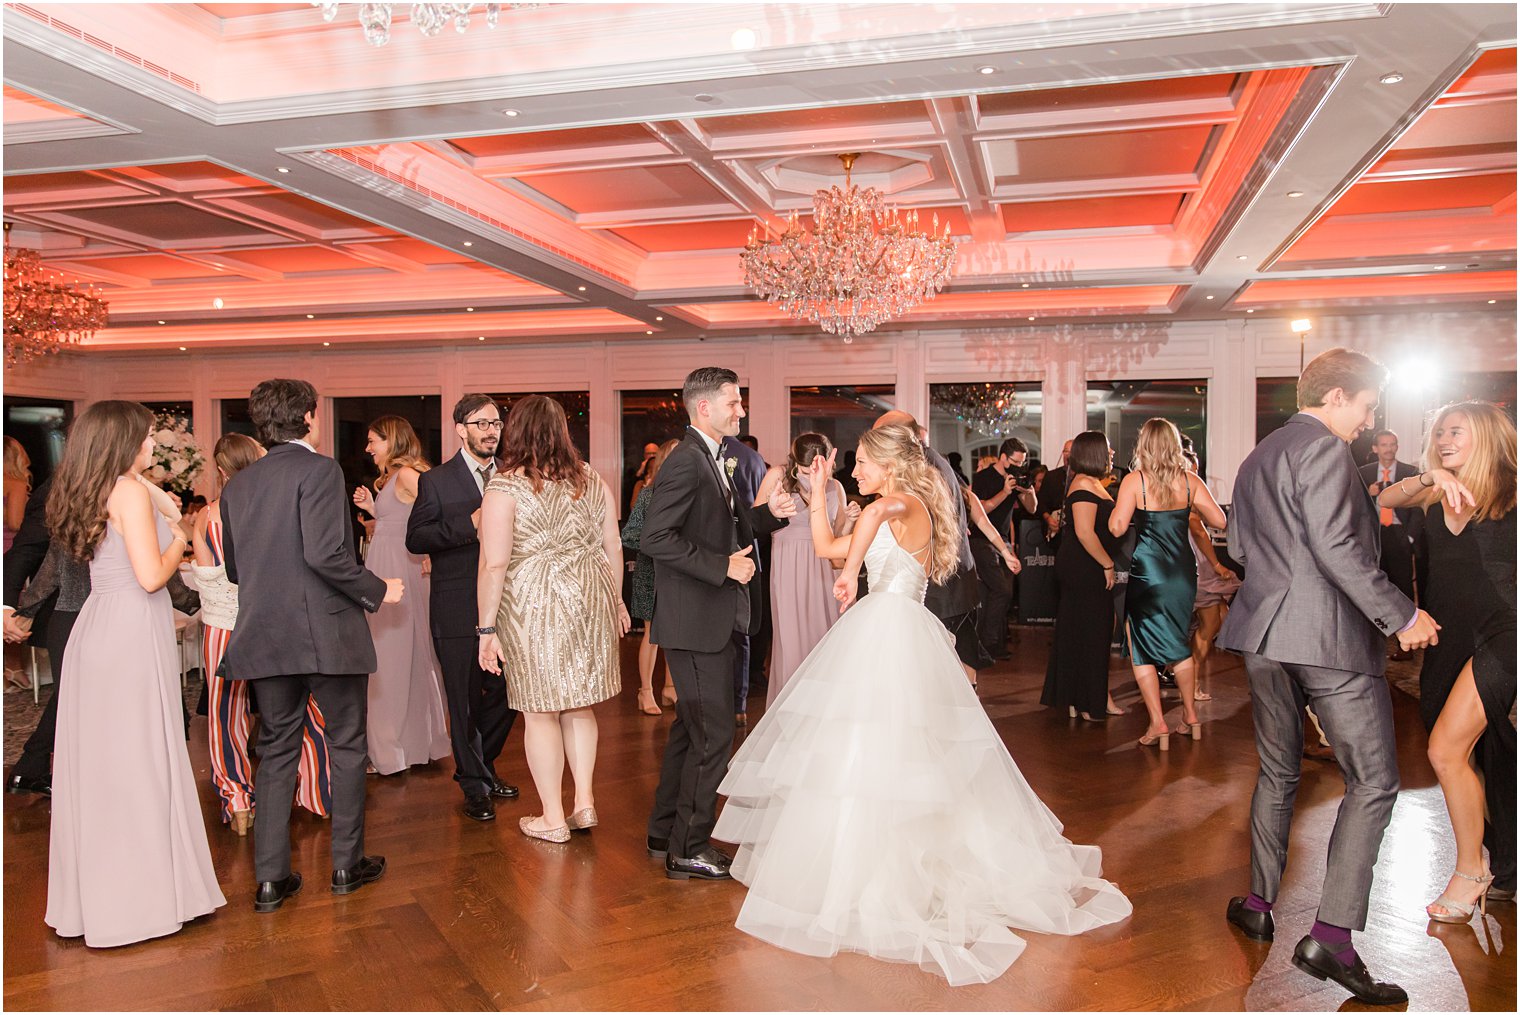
[723,456,739,482]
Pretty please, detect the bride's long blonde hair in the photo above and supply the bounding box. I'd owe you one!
[856,424,960,585]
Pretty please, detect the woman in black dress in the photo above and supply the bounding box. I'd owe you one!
[1041,432,1124,726]
[1378,401,1516,922]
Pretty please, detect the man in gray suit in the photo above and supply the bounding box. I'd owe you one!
[222,378,404,913]
[1218,348,1439,1006]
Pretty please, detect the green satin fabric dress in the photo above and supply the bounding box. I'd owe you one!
[1126,475,1196,667]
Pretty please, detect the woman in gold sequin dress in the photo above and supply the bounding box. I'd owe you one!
[477,395,629,843]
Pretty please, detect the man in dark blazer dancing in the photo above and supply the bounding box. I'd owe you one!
[1218,348,1439,1005]
[406,393,518,823]
[642,367,794,879]
[221,378,403,912]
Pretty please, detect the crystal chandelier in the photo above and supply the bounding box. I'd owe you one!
[3,224,109,367]
[314,3,535,47]
[740,153,957,343]
[931,382,1031,439]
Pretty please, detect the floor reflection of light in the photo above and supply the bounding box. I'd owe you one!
[1380,784,1452,910]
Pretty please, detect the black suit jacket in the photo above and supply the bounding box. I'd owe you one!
[641,429,787,653]
[406,451,493,640]
[3,476,51,610]
[1359,460,1421,530]
[221,442,386,678]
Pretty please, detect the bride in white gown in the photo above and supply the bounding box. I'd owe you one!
[714,423,1132,986]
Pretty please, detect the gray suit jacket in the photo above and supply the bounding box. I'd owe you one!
[1218,413,1413,675]
[221,441,387,678]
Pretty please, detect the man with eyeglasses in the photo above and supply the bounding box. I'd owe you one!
[406,394,519,823]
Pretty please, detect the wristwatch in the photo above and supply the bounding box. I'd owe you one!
[475,625,496,636]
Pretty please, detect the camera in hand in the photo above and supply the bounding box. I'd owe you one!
[1007,463,1033,489]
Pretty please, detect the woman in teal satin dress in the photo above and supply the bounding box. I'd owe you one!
[1110,419,1226,748]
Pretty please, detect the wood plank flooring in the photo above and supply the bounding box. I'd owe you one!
[4,632,1515,1011]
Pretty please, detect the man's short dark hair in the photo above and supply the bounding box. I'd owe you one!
[1371,429,1398,443]
[998,437,1028,459]
[738,434,759,452]
[452,393,498,425]
[248,378,317,446]
[682,367,739,415]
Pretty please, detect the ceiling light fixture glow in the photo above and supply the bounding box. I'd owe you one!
[1379,72,1404,85]
[1286,190,1304,198]
[276,166,291,174]
[741,153,955,342]
[977,65,996,75]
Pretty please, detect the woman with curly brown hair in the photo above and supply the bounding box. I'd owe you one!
[45,400,225,947]
[353,415,450,775]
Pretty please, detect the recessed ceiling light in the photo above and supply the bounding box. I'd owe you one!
[1246,308,1255,313]
[694,93,718,104]
[1286,190,1304,198]
[1433,265,1447,270]
[1488,299,1497,304]
[730,27,756,50]
[1021,282,1030,288]
[306,313,315,319]
[212,297,224,309]
[322,341,331,347]
[501,108,520,117]
[1205,294,1215,300]
[1027,316,1035,321]
[157,320,166,324]
[463,240,473,247]
[466,307,475,311]
[577,286,586,292]
[655,315,663,321]
[977,65,996,75]
[276,166,291,174]
[178,346,187,351]
[1379,72,1404,85]
[479,335,486,340]
[646,330,654,335]
[1236,254,1248,261]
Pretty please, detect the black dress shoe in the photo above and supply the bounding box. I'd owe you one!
[1226,896,1274,942]
[331,855,386,895]
[489,779,520,800]
[253,872,302,913]
[6,772,50,796]
[666,846,733,881]
[463,795,496,822]
[647,836,668,859]
[1291,935,1408,1005]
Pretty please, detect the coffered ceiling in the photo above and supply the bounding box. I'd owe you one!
[1,2,1515,353]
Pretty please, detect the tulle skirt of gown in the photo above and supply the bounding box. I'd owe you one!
[714,587,1132,985]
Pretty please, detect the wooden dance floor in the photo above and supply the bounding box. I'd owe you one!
[4,633,1514,1011]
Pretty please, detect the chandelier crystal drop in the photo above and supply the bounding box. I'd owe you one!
[930,382,1031,440]
[740,153,957,343]
[315,3,535,47]
[3,224,109,367]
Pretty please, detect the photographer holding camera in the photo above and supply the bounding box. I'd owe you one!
[971,438,1038,660]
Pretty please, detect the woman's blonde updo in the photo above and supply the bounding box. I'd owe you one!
[856,423,960,585]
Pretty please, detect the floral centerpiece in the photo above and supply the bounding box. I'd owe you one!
[148,412,205,494]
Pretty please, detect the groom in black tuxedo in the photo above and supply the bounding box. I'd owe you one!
[642,367,794,879]
[221,378,403,912]
[406,393,519,822]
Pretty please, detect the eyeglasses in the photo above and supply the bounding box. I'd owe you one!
[464,419,504,432]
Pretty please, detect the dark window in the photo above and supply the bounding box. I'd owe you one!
[619,388,749,517]
[492,391,590,459]
[1087,379,1208,475]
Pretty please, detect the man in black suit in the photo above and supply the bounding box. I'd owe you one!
[222,378,402,913]
[1037,438,1074,539]
[4,477,61,795]
[642,367,794,880]
[1358,430,1420,660]
[405,393,518,823]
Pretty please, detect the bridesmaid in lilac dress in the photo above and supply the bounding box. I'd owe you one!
[353,416,450,775]
[755,433,859,707]
[45,400,225,947]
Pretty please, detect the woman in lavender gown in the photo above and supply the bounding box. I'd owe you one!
[353,416,450,775]
[45,400,225,947]
[753,433,858,706]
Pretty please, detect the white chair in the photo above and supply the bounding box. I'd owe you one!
[173,609,201,689]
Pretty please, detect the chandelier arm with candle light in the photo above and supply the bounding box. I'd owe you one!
[740,154,956,343]
[3,224,109,367]
[314,3,536,47]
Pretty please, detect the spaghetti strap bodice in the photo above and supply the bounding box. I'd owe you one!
[863,496,930,603]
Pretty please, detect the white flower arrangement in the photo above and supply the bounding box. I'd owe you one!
[148,412,205,493]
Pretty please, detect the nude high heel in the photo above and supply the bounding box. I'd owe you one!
[1427,869,1494,923]
[636,688,662,716]
[1139,730,1170,751]
[231,809,253,837]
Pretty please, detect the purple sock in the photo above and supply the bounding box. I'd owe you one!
[1310,919,1356,964]
[1244,893,1272,913]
